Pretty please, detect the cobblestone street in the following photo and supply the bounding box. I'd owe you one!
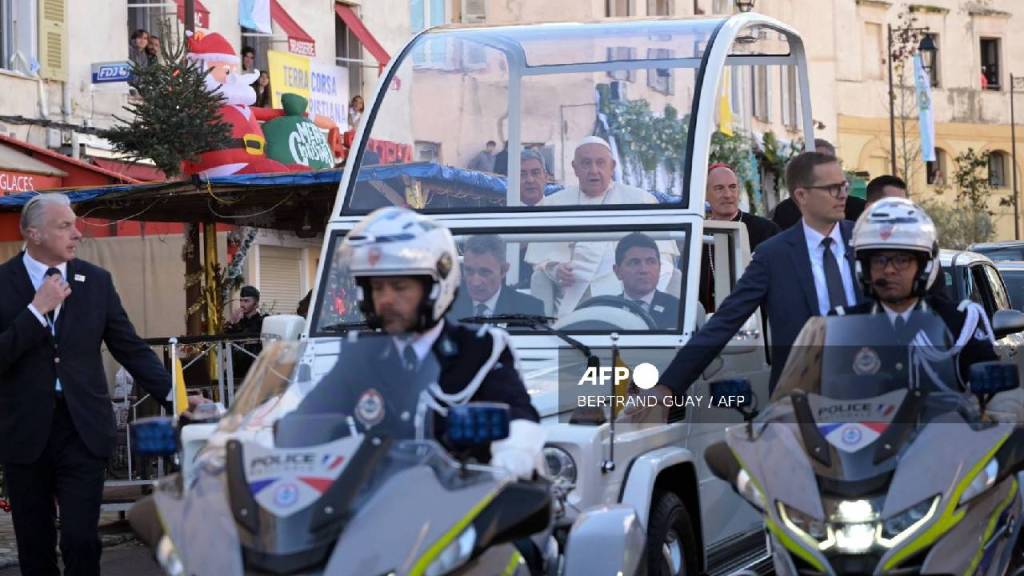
[0,511,136,572]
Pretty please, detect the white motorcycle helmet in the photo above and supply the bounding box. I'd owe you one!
[852,197,939,297]
[343,207,460,331]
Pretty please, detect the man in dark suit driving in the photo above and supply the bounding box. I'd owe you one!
[613,232,680,330]
[449,234,545,320]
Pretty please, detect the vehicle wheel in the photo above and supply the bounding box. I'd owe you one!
[647,490,698,576]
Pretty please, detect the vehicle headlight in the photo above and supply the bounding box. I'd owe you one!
[156,535,185,576]
[543,446,577,488]
[424,525,477,576]
[736,469,766,511]
[833,500,877,524]
[959,459,999,506]
[778,502,829,543]
[879,496,940,548]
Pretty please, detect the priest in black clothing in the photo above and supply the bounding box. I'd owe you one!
[699,163,781,311]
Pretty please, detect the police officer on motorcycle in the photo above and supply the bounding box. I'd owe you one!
[834,197,997,387]
[339,206,544,478]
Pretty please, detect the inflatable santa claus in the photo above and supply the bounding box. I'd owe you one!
[182,32,293,176]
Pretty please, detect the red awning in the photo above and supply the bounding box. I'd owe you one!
[334,4,390,68]
[0,134,139,190]
[174,0,211,30]
[92,159,167,182]
[270,0,316,57]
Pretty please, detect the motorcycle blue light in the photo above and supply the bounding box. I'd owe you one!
[446,403,510,447]
[132,416,178,457]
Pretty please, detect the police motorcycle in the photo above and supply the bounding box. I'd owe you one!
[132,333,565,576]
[703,307,1024,576]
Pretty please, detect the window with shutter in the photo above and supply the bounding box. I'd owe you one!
[258,245,303,316]
[461,0,485,23]
[38,0,66,81]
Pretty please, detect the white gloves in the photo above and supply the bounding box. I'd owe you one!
[490,419,546,479]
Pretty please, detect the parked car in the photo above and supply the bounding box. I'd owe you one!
[969,240,1024,262]
[940,249,1024,370]
[994,260,1024,312]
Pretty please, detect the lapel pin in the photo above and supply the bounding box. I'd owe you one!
[74,274,86,282]
[653,305,665,313]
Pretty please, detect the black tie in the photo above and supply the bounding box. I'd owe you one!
[894,316,908,343]
[402,345,418,372]
[475,302,489,318]
[820,238,847,310]
[45,267,61,329]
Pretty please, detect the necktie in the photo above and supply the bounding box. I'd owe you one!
[45,267,62,392]
[45,267,61,330]
[631,299,648,313]
[893,316,908,343]
[402,345,419,372]
[820,238,848,310]
[475,302,489,318]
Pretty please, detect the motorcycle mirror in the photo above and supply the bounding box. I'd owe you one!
[709,378,756,416]
[472,481,551,552]
[447,403,510,447]
[131,416,178,457]
[969,362,1020,399]
[704,441,741,484]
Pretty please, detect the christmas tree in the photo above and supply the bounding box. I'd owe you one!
[102,35,231,177]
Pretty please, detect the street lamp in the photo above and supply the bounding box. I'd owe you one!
[887,26,933,175]
[918,33,937,79]
[735,0,755,12]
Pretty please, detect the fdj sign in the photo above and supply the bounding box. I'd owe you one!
[91,61,132,84]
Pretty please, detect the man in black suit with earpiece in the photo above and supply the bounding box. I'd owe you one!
[0,194,199,576]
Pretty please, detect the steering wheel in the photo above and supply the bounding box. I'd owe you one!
[553,295,659,331]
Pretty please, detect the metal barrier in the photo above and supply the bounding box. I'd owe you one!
[100,334,262,512]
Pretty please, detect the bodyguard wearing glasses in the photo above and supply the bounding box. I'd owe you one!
[649,152,864,401]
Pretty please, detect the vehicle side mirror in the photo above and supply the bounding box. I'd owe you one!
[447,403,510,447]
[261,314,305,345]
[992,309,1024,339]
[131,416,178,457]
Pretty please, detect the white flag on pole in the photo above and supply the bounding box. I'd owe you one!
[914,53,936,163]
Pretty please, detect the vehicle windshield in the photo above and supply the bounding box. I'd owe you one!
[342,19,728,215]
[763,311,982,483]
[311,224,693,335]
[211,335,445,443]
[166,337,508,575]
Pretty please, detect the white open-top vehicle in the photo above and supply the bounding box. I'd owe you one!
[292,12,821,576]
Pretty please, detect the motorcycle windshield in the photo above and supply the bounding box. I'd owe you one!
[160,333,507,576]
[766,310,980,484]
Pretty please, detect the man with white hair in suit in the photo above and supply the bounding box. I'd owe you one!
[525,136,677,316]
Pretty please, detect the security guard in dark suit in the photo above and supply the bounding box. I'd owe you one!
[340,207,543,477]
[833,198,997,387]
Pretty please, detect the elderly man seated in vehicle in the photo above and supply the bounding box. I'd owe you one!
[524,137,677,316]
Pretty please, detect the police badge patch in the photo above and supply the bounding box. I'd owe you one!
[355,389,385,428]
[852,346,882,375]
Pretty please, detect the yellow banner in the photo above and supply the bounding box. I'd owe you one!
[267,49,311,109]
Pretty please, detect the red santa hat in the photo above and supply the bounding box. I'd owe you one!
[186,31,239,65]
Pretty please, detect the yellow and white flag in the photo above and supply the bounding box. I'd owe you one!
[718,69,734,136]
[173,357,188,416]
